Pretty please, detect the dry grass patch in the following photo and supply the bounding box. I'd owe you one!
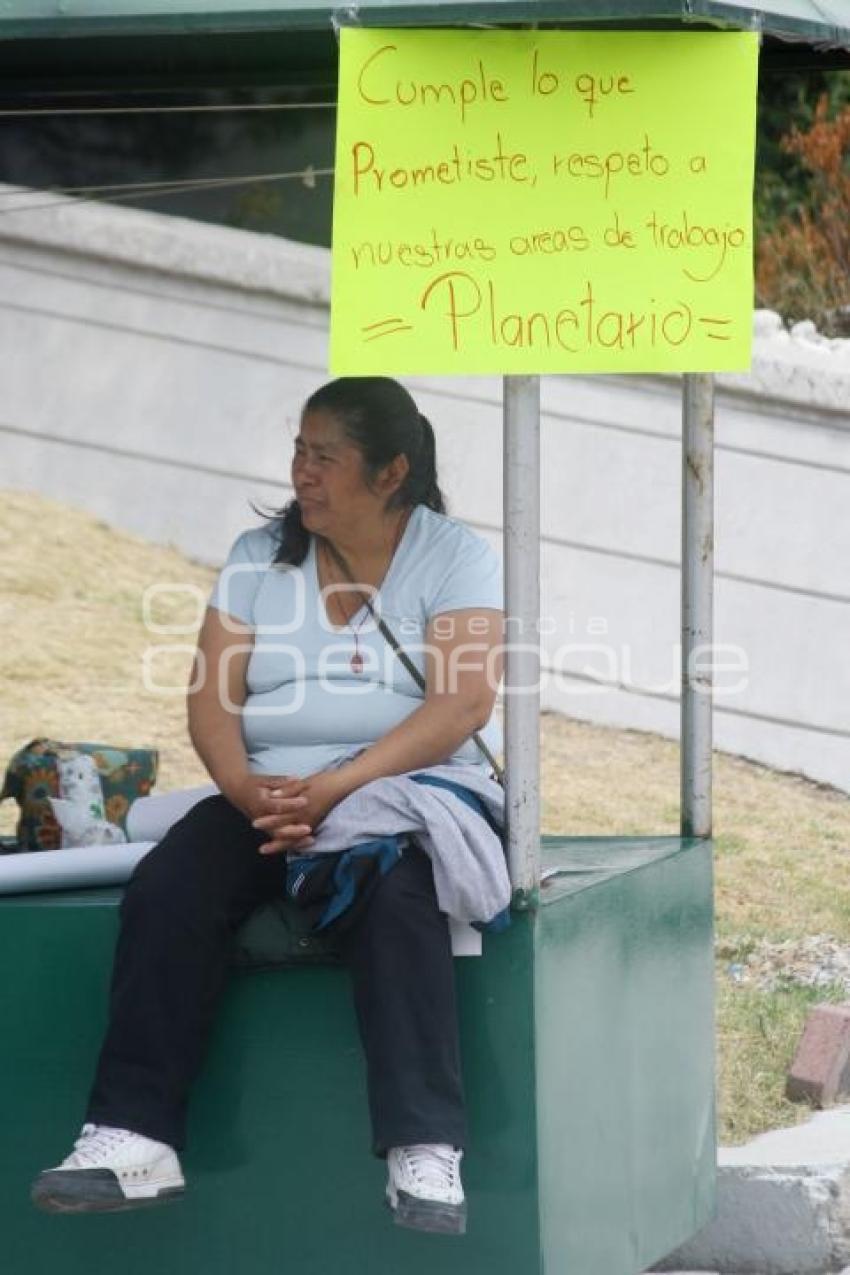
[541,715,850,942]
[0,490,213,826]
[715,976,848,1144]
[541,717,850,1143]
[3,490,850,1145]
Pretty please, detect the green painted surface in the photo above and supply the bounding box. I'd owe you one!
[0,890,540,1275]
[0,2,845,91]
[0,835,714,1275]
[536,836,716,1274]
[0,1,847,87]
[0,0,847,44]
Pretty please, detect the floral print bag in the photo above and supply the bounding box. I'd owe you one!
[0,738,158,852]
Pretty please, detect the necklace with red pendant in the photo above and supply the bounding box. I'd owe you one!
[348,614,369,674]
[323,509,410,675]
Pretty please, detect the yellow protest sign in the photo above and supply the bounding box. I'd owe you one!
[330,29,758,375]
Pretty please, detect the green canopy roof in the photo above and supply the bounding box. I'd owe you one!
[2,0,850,45]
[0,0,847,88]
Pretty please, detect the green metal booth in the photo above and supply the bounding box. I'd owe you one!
[1,4,848,1274]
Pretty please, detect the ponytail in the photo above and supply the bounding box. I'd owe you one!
[396,414,445,513]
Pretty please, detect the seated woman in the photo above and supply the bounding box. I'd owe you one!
[31,376,506,1235]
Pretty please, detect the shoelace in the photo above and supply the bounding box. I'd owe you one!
[400,1144,460,1192]
[70,1123,136,1168]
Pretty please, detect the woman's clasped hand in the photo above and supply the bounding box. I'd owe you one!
[229,770,350,854]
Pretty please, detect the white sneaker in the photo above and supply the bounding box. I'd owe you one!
[386,1143,466,1234]
[31,1122,186,1213]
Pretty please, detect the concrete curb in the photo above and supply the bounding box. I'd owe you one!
[649,1108,850,1275]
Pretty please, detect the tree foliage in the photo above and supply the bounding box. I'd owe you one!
[755,70,850,332]
[756,70,850,231]
[756,89,850,334]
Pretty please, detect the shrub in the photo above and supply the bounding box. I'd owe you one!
[756,95,850,335]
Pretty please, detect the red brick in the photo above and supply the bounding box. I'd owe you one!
[786,1003,850,1106]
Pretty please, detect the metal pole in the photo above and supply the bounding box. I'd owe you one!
[503,374,541,903]
[681,372,715,838]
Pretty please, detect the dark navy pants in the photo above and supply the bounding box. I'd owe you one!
[85,794,467,1156]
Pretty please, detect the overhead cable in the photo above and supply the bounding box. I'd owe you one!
[0,166,335,216]
[0,101,336,118]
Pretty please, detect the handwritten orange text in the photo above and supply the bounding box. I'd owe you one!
[552,134,669,199]
[357,43,510,123]
[644,210,747,281]
[352,231,497,269]
[509,225,590,254]
[352,135,534,194]
[531,49,636,118]
[419,271,708,353]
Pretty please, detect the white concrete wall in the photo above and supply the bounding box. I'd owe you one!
[1,185,848,794]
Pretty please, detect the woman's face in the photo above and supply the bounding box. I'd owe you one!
[292,409,402,540]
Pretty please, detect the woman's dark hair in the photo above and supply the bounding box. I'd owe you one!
[268,377,446,565]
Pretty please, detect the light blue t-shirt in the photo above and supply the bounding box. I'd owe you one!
[207,504,503,779]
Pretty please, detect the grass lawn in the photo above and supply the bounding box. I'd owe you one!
[4,490,850,1145]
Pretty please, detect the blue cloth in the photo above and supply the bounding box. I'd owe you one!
[206,504,503,779]
[286,775,511,935]
[288,837,403,931]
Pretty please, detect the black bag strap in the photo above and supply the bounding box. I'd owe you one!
[319,536,506,789]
